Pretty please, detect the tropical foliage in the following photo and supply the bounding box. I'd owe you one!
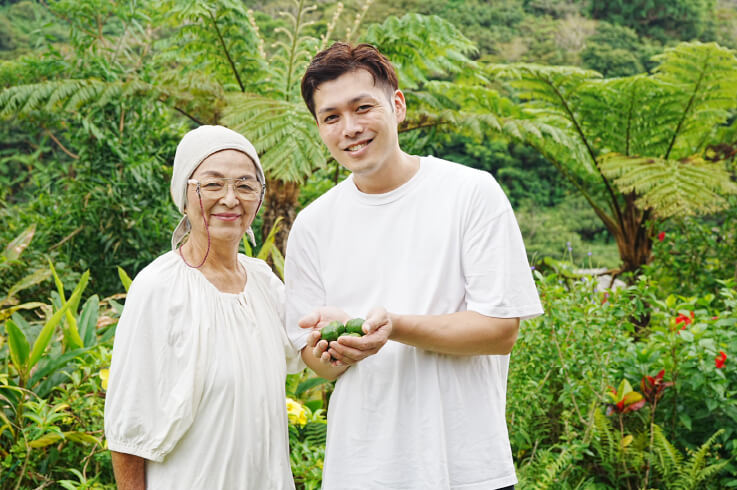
[1,0,736,488]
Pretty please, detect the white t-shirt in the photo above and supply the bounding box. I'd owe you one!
[285,156,543,490]
[105,251,302,489]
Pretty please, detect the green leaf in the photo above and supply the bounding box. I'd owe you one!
[6,319,30,372]
[63,431,100,445]
[117,266,132,292]
[47,259,87,350]
[0,302,46,322]
[29,347,95,391]
[78,295,99,347]
[296,376,331,396]
[28,286,81,368]
[2,224,36,261]
[28,432,64,448]
[1,268,51,308]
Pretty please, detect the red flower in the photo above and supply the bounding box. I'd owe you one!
[675,311,694,329]
[657,231,666,242]
[715,351,727,369]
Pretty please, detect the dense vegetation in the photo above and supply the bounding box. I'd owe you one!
[1,0,736,488]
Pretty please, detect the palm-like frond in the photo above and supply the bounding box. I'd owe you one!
[362,14,477,90]
[223,93,326,182]
[600,153,737,218]
[155,0,268,93]
[652,42,737,160]
[651,426,728,489]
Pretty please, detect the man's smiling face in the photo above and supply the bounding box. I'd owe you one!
[313,69,406,183]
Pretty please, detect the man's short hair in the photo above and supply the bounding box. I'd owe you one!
[301,42,399,118]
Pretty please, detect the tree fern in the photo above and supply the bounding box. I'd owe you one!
[362,14,477,90]
[600,153,737,218]
[487,42,737,271]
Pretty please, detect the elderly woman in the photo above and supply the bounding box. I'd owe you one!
[104,125,302,489]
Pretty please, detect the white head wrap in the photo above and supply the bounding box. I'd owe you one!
[170,125,266,250]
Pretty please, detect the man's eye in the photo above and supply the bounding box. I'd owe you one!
[357,105,372,111]
[324,115,338,123]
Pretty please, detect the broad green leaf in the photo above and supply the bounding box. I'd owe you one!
[64,431,100,445]
[28,286,81,368]
[29,346,95,391]
[296,377,331,396]
[4,268,51,304]
[117,266,132,292]
[6,319,30,371]
[28,432,63,448]
[271,245,285,281]
[78,295,99,347]
[2,224,36,261]
[257,217,282,262]
[0,302,46,322]
[47,260,87,350]
[242,233,253,257]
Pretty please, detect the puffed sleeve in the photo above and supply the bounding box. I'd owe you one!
[284,214,326,351]
[104,267,205,462]
[461,172,544,320]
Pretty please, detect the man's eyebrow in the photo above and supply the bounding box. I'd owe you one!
[317,93,377,115]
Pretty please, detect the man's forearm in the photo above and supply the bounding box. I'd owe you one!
[111,451,146,490]
[389,311,519,355]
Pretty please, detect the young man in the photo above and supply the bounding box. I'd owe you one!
[285,42,543,490]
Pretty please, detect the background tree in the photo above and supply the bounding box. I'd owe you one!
[489,42,737,274]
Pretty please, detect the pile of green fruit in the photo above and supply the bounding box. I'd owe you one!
[321,318,366,342]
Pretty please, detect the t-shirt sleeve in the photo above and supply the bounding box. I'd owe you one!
[461,172,543,320]
[104,273,204,462]
[285,215,326,351]
[264,266,305,374]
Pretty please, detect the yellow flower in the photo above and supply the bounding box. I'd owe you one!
[286,397,307,426]
[100,369,110,390]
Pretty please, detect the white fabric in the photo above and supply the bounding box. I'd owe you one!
[285,156,543,490]
[169,125,265,250]
[105,251,301,490]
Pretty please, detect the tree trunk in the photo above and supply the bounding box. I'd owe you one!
[611,193,654,274]
[260,178,300,257]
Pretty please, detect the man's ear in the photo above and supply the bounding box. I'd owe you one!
[393,89,407,124]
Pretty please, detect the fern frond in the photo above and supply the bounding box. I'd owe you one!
[650,424,683,483]
[600,153,737,218]
[362,14,477,90]
[679,428,728,489]
[652,42,737,160]
[222,93,326,182]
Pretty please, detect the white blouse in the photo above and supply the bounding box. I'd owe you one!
[105,251,302,489]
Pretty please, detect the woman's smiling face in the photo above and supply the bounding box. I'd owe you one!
[185,149,262,246]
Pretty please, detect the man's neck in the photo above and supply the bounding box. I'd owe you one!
[353,152,420,194]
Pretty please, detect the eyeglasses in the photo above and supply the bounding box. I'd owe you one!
[187,177,265,201]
